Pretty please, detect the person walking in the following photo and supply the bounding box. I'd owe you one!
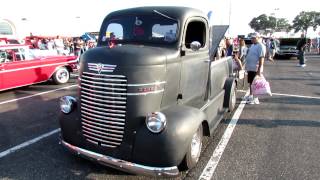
[243,32,266,105]
[296,34,307,67]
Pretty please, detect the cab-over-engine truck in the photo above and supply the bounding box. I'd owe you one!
[59,6,237,177]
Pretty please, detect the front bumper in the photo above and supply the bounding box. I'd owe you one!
[61,140,180,177]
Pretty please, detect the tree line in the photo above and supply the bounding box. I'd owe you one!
[249,11,320,36]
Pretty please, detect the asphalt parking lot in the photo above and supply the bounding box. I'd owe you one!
[0,53,320,180]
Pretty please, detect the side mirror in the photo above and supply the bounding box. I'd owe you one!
[190,41,201,51]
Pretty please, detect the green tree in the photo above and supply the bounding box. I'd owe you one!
[249,14,269,33]
[291,11,320,36]
[249,14,291,34]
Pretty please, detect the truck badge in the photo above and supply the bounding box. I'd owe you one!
[88,63,117,74]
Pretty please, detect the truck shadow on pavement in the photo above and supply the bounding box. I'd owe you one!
[232,118,320,129]
[262,96,320,106]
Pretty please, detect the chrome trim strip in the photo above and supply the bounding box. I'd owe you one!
[0,61,77,74]
[81,106,125,118]
[85,138,99,145]
[82,121,124,133]
[81,94,126,105]
[80,78,127,87]
[81,76,127,82]
[80,86,164,96]
[80,86,127,96]
[61,140,180,177]
[81,98,126,109]
[80,76,166,87]
[81,110,125,122]
[101,143,117,148]
[82,129,122,142]
[81,76,128,86]
[81,90,126,100]
[127,81,166,87]
[81,82,127,91]
[81,103,126,114]
[82,114,125,126]
[82,71,125,78]
[82,133,122,145]
[82,126,123,139]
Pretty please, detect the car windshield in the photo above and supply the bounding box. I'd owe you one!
[279,38,300,46]
[100,14,178,46]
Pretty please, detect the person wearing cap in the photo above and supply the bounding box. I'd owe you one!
[243,32,266,104]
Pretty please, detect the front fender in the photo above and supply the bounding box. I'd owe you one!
[132,105,206,167]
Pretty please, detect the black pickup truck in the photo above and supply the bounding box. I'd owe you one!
[58,6,236,177]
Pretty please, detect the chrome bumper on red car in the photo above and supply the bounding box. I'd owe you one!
[61,140,179,177]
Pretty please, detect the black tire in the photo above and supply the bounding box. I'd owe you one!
[223,78,236,112]
[52,67,70,84]
[179,125,203,171]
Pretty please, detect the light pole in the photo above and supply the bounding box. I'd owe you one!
[274,8,279,31]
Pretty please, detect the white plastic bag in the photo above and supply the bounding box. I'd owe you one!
[251,75,272,96]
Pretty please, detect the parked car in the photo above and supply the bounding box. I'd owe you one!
[275,38,300,58]
[0,44,78,91]
[59,6,236,177]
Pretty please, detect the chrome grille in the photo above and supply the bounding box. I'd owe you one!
[80,71,127,148]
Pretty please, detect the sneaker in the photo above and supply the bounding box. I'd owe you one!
[253,97,260,104]
[242,95,253,101]
[248,97,260,105]
[300,64,306,67]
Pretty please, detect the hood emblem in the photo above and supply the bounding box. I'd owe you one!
[88,63,117,74]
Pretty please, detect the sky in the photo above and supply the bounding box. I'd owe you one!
[0,0,319,38]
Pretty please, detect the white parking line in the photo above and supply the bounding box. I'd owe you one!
[199,91,249,180]
[0,129,60,159]
[237,90,320,100]
[0,85,77,105]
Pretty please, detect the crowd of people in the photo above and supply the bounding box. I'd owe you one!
[28,35,97,57]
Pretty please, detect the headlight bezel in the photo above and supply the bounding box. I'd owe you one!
[145,112,167,133]
[60,96,76,114]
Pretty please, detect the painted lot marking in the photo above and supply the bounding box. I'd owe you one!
[199,90,320,179]
[0,129,60,159]
[199,91,249,180]
[0,85,77,105]
[237,89,320,100]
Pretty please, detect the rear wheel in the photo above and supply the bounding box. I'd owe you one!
[224,78,236,112]
[179,125,203,170]
[52,67,70,84]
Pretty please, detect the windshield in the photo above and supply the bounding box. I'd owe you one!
[279,38,300,46]
[100,15,178,46]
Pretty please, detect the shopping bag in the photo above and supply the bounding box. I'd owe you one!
[251,75,272,96]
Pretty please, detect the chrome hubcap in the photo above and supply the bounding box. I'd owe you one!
[58,70,68,82]
[190,130,201,160]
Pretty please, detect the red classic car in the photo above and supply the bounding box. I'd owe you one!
[0,44,78,91]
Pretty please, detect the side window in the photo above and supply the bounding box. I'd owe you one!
[0,49,13,63]
[185,21,206,49]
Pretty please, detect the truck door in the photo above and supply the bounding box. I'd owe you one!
[179,18,209,104]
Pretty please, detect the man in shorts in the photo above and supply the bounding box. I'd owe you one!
[244,32,266,104]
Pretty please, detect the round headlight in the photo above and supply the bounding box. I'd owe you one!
[60,96,76,114]
[145,112,167,133]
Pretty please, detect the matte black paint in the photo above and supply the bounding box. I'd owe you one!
[59,6,234,173]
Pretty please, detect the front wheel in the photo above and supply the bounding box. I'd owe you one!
[179,125,203,170]
[52,67,70,84]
